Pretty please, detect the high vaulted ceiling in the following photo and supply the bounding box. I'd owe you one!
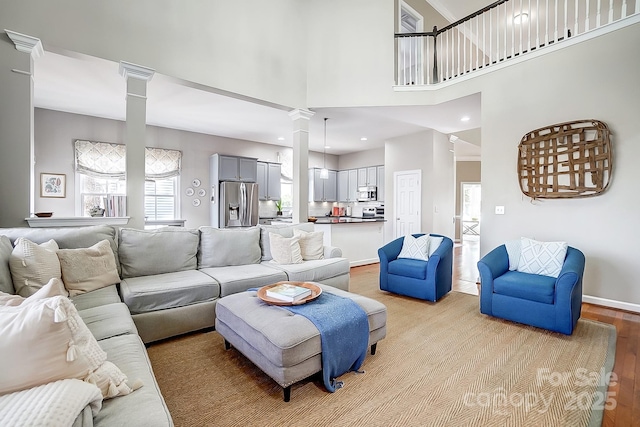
[32,2,485,158]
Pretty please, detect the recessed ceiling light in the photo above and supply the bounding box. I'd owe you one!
[513,13,529,24]
[277,137,285,141]
[324,145,331,149]
[461,116,470,122]
[360,137,368,141]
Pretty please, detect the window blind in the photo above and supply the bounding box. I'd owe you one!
[74,140,182,179]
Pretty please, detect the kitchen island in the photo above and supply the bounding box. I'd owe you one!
[314,217,385,267]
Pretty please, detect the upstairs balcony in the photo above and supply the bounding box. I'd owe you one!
[395,0,639,88]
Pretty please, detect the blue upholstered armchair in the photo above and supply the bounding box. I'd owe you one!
[477,244,585,335]
[378,234,453,302]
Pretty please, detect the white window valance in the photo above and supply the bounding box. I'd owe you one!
[74,140,182,179]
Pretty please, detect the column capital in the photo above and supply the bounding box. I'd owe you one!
[5,30,43,59]
[119,61,155,81]
[288,109,315,121]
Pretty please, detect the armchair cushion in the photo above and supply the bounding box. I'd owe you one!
[493,271,556,304]
[388,258,428,280]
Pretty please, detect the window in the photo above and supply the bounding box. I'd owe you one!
[145,178,178,220]
[74,140,182,218]
[78,175,126,216]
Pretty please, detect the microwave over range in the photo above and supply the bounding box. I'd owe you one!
[357,186,377,202]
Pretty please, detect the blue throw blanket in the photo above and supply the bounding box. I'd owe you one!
[282,291,370,392]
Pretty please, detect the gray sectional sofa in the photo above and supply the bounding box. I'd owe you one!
[0,222,350,426]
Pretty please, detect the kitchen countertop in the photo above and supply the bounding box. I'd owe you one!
[313,217,386,224]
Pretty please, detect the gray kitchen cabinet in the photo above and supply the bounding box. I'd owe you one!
[337,170,349,202]
[217,154,257,182]
[377,165,385,202]
[357,166,378,186]
[309,168,337,202]
[257,161,281,201]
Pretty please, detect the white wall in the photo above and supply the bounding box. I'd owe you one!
[338,148,384,170]
[0,0,307,108]
[34,109,338,228]
[384,129,454,241]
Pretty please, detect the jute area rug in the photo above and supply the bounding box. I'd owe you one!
[147,284,616,427]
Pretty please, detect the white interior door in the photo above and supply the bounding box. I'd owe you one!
[394,170,421,238]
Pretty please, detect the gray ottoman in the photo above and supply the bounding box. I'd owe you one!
[215,283,387,401]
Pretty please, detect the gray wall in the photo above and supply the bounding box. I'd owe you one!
[34,109,338,228]
[455,161,481,240]
[384,129,454,241]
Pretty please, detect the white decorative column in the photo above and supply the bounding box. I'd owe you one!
[288,109,314,224]
[0,30,43,226]
[119,61,154,229]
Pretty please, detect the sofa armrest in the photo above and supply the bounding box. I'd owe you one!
[477,244,509,315]
[324,246,342,258]
[554,246,586,333]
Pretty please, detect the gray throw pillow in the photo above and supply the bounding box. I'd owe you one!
[198,227,261,268]
[0,236,15,294]
[119,228,199,278]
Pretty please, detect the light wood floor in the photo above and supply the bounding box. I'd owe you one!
[354,238,639,426]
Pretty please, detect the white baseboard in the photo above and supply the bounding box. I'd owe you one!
[350,258,379,267]
[583,295,640,313]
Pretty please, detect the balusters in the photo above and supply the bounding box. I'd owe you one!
[608,0,614,23]
[554,0,559,42]
[585,0,590,30]
[574,0,579,35]
[528,0,532,52]
[426,37,430,85]
[545,0,549,45]
[621,0,627,18]
[519,0,524,55]
[504,2,508,60]
[597,0,602,27]
[483,12,487,67]
[536,0,540,48]
[564,0,569,39]
[512,0,516,57]
[476,16,480,70]
[457,26,461,76]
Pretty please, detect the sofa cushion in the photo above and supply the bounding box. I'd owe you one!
[259,223,315,261]
[57,239,120,296]
[293,229,324,260]
[70,285,122,311]
[0,235,14,294]
[263,257,350,283]
[0,225,120,275]
[95,334,172,427]
[78,303,138,341]
[198,226,261,268]
[200,264,288,297]
[119,228,199,278]
[493,270,556,304]
[10,238,61,297]
[388,258,428,280]
[120,270,220,314]
[269,233,303,265]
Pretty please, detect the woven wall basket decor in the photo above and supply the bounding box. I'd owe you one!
[518,119,612,199]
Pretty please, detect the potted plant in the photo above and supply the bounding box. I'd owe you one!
[275,200,283,216]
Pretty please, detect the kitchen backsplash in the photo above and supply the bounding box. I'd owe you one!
[260,200,382,218]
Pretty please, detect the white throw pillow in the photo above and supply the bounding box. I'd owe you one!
[504,239,521,271]
[292,229,324,260]
[57,240,120,296]
[517,237,568,278]
[0,277,68,307]
[0,295,141,399]
[428,236,444,256]
[269,233,303,265]
[398,234,430,261]
[10,238,62,297]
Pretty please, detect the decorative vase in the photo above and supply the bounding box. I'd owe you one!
[276,211,283,216]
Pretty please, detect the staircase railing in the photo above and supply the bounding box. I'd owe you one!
[395,0,639,85]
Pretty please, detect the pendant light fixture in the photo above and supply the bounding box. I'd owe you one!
[320,118,329,179]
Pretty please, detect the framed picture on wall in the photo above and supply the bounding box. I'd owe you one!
[40,173,66,198]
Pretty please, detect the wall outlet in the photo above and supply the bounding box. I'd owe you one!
[495,206,505,215]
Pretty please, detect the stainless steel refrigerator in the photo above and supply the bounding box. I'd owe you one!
[218,181,259,227]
